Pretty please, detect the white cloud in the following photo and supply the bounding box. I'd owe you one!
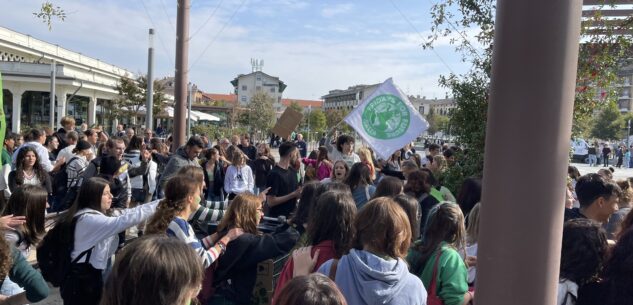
[321,3,354,18]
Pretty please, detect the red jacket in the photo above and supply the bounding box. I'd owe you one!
[273,240,337,302]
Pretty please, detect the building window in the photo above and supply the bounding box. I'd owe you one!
[257,76,261,81]
[242,85,247,91]
[256,86,261,91]
[241,96,247,102]
[270,87,275,93]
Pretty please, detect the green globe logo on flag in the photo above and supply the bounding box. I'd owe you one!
[361,94,410,140]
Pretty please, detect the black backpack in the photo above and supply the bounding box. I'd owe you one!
[52,156,80,195]
[36,212,95,287]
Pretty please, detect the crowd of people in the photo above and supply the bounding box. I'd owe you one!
[0,115,630,305]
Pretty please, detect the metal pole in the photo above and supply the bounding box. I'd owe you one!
[307,106,311,151]
[476,1,582,305]
[146,28,155,132]
[187,82,192,138]
[50,59,56,129]
[173,0,190,149]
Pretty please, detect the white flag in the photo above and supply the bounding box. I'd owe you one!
[344,78,429,160]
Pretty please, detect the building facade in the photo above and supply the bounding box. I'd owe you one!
[322,84,380,110]
[230,71,286,106]
[409,96,457,116]
[0,26,135,133]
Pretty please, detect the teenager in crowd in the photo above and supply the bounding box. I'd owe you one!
[253,144,276,194]
[344,163,375,208]
[465,202,481,286]
[275,191,357,301]
[44,135,59,162]
[202,148,226,202]
[1,132,19,207]
[100,235,204,305]
[372,176,404,198]
[393,194,421,241]
[59,177,158,305]
[577,228,633,305]
[321,160,349,184]
[405,170,440,235]
[357,147,376,181]
[408,203,473,305]
[224,151,254,201]
[605,179,632,239]
[557,219,608,305]
[301,146,332,181]
[316,197,426,305]
[456,177,482,221]
[0,234,49,304]
[145,176,242,268]
[1,185,47,297]
[289,181,321,240]
[565,173,621,224]
[212,193,299,305]
[8,146,52,194]
[274,274,348,305]
[266,142,302,218]
[326,134,360,168]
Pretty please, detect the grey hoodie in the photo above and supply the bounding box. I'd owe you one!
[158,146,200,187]
[318,249,427,305]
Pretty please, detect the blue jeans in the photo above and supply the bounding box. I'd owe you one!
[588,154,597,166]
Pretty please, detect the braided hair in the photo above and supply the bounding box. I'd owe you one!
[145,175,200,235]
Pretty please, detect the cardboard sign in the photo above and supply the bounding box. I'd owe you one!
[271,107,303,139]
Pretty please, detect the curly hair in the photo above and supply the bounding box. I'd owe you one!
[145,176,200,235]
[559,218,608,286]
[307,191,357,258]
[0,235,13,280]
[15,146,48,186]
[217,193,261,235]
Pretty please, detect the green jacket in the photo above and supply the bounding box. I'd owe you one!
[407,243,468,305]
[7,247,49,302]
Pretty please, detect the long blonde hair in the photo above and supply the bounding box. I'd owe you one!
[217,193,261,235]
[357,147,376,180]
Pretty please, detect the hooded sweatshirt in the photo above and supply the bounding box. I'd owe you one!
[318,249,427,305]
[158,146,200,187]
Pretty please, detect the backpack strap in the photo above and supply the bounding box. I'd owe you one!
[328,259,339,281]
[69,210,100,264]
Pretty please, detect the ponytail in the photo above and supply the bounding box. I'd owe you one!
[145,175,199,235]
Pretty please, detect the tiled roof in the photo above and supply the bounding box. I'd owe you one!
[281,99,323,108]
[201,93,237,102]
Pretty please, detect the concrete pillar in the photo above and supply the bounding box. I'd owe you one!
[475,1,583,305]
[11,88,24,133]
[56,91,67,129]
[88,96,96,126]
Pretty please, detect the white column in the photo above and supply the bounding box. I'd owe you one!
[11,89,24,133]
[56,91,67,129]
[88,97,96,126]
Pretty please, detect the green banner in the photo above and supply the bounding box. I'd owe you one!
[0,72,5,146]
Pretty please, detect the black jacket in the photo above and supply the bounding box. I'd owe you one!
[213,224,299,304]
[8,170,52,194]
[202,159,225,198]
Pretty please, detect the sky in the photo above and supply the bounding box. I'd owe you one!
[2,0,475,100]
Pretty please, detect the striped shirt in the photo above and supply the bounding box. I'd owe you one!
[166,217,223,268]
[189,200,227,224]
